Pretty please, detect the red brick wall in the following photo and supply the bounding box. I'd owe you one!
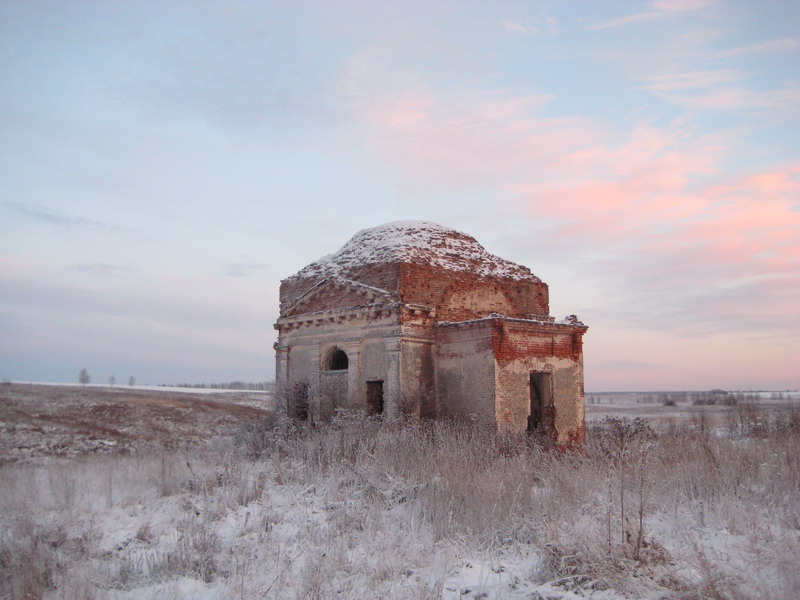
[398,263,549,321]
[491,320,584,365]
[282,261,549,322]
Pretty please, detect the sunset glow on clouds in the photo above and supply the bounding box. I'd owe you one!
[1,1,798,389]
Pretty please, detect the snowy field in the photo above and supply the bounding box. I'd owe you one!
[586,390,800,427]
[1,384,799,599]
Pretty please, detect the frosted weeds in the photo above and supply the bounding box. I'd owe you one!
[1,386,798,599]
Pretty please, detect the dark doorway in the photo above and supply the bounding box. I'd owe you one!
[528,372,552,432]
[366,380,384,416]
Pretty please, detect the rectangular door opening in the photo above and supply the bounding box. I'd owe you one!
[366,380,384,416]
[528,372,552,432]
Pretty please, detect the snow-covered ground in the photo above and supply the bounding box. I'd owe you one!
[10,380,273,396]
[1,385,798,599]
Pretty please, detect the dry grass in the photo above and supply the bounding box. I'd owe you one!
[0,384,269,462]
[0,385,798,598]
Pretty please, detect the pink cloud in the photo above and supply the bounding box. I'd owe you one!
[651,0,714,10]
[503,15,558,36]
[652,86,800,111]
[515,142,799,337]
[639,69,742,91]
[503,124,725,247]
[362,88,593,183]
[502,20,539,36]
[345,70,799,339]
[587,0,714,30]
[531,159,800,275]
[368,95,434,129]
[710,37,799,60]
[674,167,800,267]
[586,12,664,31]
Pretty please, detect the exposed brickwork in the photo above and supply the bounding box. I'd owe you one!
[398,263,548,321]
[491,320,585,365]
[282,262,547,323]
[275,222,587,445]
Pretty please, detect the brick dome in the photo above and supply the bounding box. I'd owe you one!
[286,221,541,283]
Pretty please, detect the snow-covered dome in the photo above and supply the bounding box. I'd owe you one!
[289,220,540,282]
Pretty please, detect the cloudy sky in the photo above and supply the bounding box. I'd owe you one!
[2,0,798,391]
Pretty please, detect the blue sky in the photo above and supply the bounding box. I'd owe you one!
[1,0,798,390]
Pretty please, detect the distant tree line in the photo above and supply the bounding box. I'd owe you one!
[588,390,791,407]
[77,369,271,391]
[636,391,778,406]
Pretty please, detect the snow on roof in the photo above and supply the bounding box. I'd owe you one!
[287,221,540,282]
[436,313,586,328]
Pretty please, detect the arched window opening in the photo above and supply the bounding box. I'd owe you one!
[325,347,349,371]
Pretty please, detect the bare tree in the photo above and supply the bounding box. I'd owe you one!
[79,368,90,386]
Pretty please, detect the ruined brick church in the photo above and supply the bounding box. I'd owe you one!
[274,221,588,444]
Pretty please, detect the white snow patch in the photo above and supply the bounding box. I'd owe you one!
[286,221,541,282]
[11,381,270,396]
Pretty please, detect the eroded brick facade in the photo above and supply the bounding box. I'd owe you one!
[274,222,588,444]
